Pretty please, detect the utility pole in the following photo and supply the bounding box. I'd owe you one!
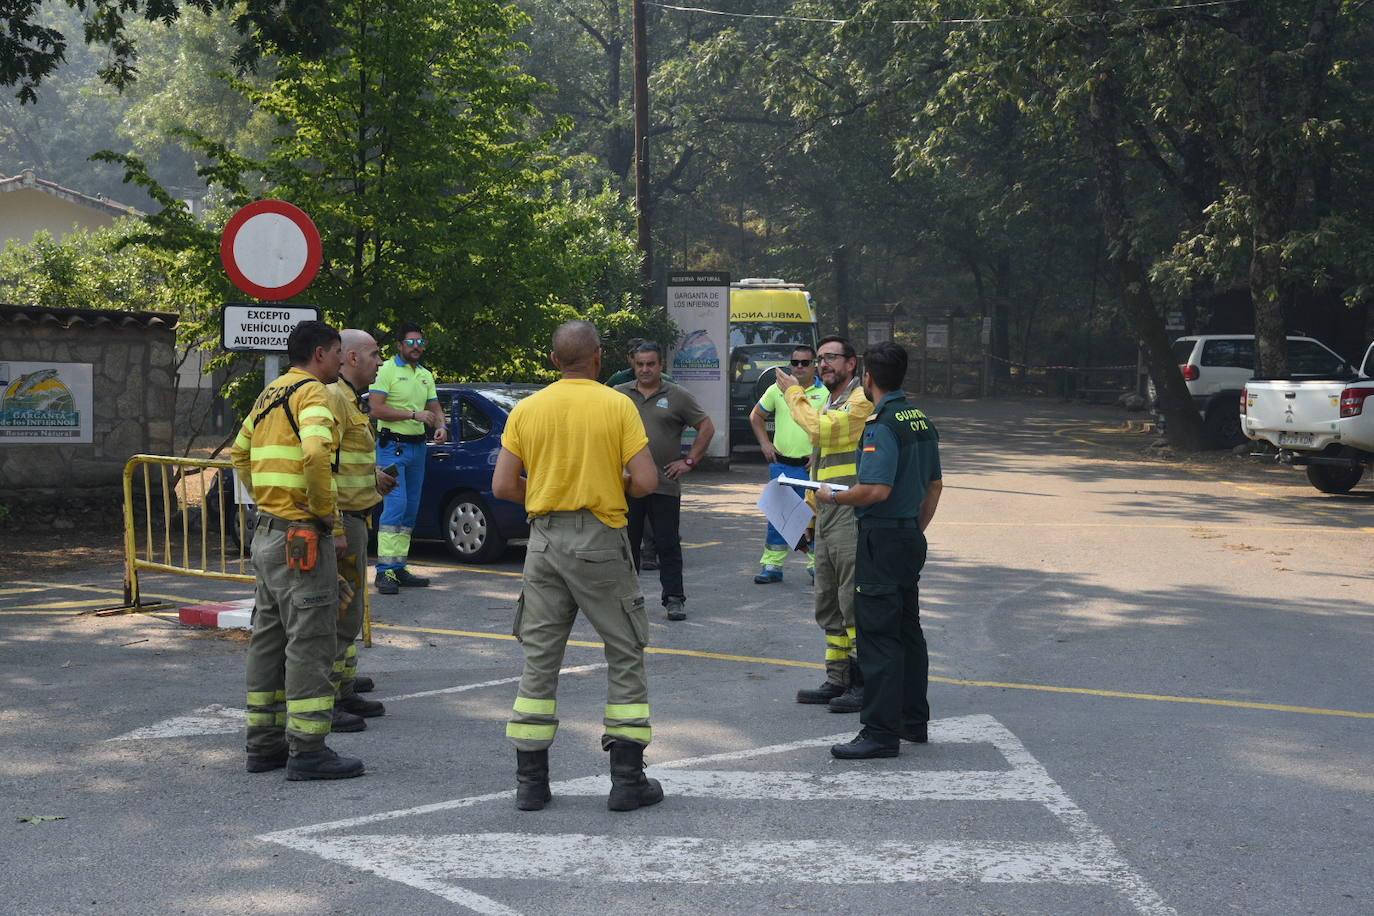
[632,0,653,309]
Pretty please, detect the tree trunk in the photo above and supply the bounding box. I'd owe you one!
[1085,27,1205,449]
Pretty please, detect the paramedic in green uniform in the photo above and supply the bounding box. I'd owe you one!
[818,341,943,759]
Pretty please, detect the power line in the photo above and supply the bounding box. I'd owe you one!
[644,0,1250,26]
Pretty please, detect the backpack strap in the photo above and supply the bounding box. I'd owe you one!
[254,378,341,473]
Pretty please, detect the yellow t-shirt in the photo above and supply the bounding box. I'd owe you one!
[501,379,648,528]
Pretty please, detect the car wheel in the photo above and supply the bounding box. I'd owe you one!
[1305,463,1363,494]
[1204,403,1245,449]
[442,492,506,563]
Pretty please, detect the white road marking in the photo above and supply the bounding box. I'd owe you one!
[259,714,1176,916]
[105,664,607,741]
[108,704,243,740]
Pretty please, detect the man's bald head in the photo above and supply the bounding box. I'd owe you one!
[551,320,601,373]
[339,328,384,388]
[340,328,376,356]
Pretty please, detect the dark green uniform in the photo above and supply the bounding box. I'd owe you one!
[853,392,941,745]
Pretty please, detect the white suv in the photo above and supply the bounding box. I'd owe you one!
[1155,334,1351,446]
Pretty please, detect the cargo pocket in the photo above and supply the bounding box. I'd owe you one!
[574,548,622,564]
[622,594,648,649]
[294,585,336,637]
[512,591,526,642]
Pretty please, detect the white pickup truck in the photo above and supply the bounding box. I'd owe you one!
[1242,342,1374,492]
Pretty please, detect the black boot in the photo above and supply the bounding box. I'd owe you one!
[286,746,365,780]
[606,739,664,812]
[515,749,551,811]
[828,658,863,713]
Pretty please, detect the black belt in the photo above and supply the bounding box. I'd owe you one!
[382,431,426,444]
[342,509,373,520]
[858,516,919,529]
[256,512,331,533]
[774,455,809,467]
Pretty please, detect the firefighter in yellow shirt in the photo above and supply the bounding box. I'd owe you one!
[773,335,874,714]
[230,320,363,781]
[325,329,397,730]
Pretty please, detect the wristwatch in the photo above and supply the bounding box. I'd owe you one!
[683,456,696,468]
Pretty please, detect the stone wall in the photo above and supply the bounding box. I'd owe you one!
[0,307,178,512]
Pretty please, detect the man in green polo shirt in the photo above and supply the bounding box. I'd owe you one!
[370,322,448,595]
[749,344,827,583]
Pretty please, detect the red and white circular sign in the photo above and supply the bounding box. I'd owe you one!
[220,200,322,301]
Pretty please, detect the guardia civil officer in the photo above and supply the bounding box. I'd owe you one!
[231,320,364,780]
[818,341,943,759]
[492,320,663,812]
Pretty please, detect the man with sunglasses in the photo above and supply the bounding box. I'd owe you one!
[748,344,827,583]
[772,335,873,713]
[370,322,448,595]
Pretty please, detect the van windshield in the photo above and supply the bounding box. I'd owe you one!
[729,322,816,349]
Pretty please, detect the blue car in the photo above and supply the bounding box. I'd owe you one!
[401,383,542,563]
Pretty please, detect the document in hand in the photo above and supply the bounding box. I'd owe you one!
[776,474,850,493]
[758,477,817,549]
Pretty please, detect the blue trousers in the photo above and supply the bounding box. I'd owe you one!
[376,439,426,573]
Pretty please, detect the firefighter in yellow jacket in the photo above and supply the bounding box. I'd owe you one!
[772,335,874,714]
[324,329,396,731]
[231,320,364,780]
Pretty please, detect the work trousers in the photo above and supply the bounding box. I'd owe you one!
[376,439,426,572]
[627,492,684,606]
[854,522,930,745]
[813,501,858,685]
[333,514,369,700]
[760,461,814,570]
[507,510,651,752]
[245,517,339,756]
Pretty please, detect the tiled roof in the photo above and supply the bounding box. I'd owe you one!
[0,304,178,330]
[0,168,142,218]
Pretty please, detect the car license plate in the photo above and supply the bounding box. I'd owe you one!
[1278,431,1315,447]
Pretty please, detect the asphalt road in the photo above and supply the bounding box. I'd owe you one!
[3,398,1371,916]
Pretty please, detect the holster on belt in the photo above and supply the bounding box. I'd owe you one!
[285,524,320,571]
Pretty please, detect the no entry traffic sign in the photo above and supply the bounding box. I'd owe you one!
[220,200,322,301]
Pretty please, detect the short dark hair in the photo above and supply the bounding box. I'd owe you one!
[791,343,817,359]
[395,321,422,342]
[630,340,661,358]
[863,341,908,392]
[625,337,644,355]
[288,320,341,366]
[817,335,855,360]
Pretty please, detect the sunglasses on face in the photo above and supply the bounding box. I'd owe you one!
[402,338,425,347]
[790,359,813,367]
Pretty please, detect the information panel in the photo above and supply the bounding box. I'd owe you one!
[666,271,730,460]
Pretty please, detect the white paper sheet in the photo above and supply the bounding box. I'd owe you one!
[758,477,815,549]
[777,474,849,493]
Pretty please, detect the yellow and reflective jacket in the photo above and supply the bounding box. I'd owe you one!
[327,379,381,513]
[783,375,873,487]
[231,367,340,526]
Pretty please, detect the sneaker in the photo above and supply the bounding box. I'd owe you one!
[286,746,365,780]
[830,728,898,759]
[752,565,783,584]
[331,706,367,732]
[338,695,385,718]
[245,748,289,773]
[394,567,430,587]
[375,570,399,595]
[352,675,375,694]
[642,556,659,571]
[795,680,845,704]
[664,597,686,621]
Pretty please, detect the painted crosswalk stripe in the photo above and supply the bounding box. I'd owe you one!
[260,714,1176,916]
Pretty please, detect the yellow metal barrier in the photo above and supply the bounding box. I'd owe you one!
[105,454,374,645]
